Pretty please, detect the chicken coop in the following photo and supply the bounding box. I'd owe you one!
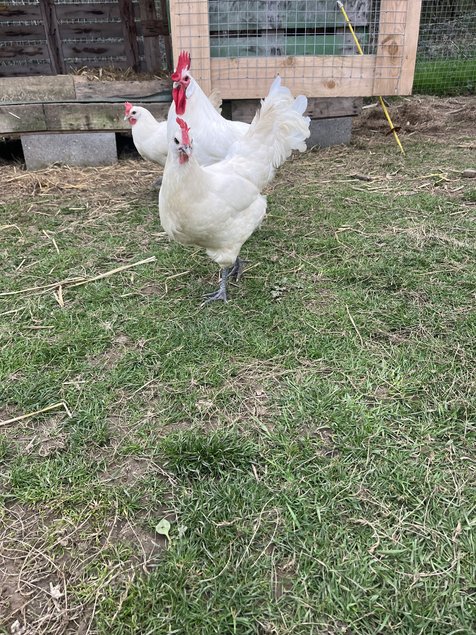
[0,0,424,168]
[169,0,422,98]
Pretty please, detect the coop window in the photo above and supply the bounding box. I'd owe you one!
[208,0,381,58]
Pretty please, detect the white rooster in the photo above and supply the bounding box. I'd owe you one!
[167,50,250,166]
[159,76,310,303]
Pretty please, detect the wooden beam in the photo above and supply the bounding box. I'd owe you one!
[118,0,141,72]
[398,0,423,94]
[169,0,212,94]
[159,0,173,70]
[0,102,170,135]
[39,0,66,74]
[0,76,75,103]
[73,77,171,102]
[137,0,163,73]
[231,96,362,123]
[0,105,48,134]
[372,0,407,96]
[209,56,377,99]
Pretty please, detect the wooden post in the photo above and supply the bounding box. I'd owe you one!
[39,0,66,75]
[398,0,423,94]
[373,0,421,96]
[169,0,212,94]
[159,0,173,71]
[138,0,164,73]
[118,0,141,72]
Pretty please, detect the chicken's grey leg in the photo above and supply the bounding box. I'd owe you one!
[202,267,229,304]
[228,256,247,282]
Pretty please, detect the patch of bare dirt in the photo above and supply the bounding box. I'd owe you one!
[0,500,165,635]
[354,95,476,140]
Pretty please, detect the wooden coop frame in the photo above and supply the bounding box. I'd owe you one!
[169,0,423,99]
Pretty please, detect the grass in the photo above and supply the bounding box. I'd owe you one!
[413,58,476,95]
[1,110,475,634]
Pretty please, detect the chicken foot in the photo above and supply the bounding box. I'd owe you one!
[202,257,247,305]
[202,267,230,304]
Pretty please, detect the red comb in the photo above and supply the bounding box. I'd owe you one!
[176,117,191,145]
[171,50,191,81]
[124,101,133,115]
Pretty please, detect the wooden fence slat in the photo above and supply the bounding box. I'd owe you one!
[61,42,130,60]
[59,21,124,40]
[159,0,173,70]
[0,4,42,20]
[54,3,121,22]
[39,0,66,74]
[137,0,164,73]
[0,62,53,77]
[118,0,141,72]
[0,43,50,62]
[0,24,46,42]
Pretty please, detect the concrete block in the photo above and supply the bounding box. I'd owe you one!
[21,132,117,170]
[307,117,353,149]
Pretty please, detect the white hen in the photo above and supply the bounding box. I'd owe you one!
[167,51,250,167]
[159,76,310,303]
[124,102,168,166]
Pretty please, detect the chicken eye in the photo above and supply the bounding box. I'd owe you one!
[174,138,180,144]
[184,75,189,81]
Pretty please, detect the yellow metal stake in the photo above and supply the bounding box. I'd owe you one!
[337,1,405,155]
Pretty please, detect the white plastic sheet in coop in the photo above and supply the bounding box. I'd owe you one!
[169,0,422,98]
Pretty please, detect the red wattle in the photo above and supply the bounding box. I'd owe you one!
[173,86,187,116]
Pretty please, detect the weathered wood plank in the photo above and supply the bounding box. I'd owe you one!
[208,0,370,31]
[39,0,66,74]
[62,42,129,60]
[0,24,46,42]
[0,62,52,77]
[73,77,171,102]
[59,21,124,40]
[231,96,362,123]
[0,104,47,134]
[0,4,42,20]
[0,102,169,134]
[43,102,169,132]
[137,0,164,73]
[54,2,121,21]
[0,76,75,103]
[118,0,141,71]
[159,0,173,70]
[0,43,49,62]
[209,55,377,99]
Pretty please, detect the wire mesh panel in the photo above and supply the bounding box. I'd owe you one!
[414,0,476,95]
[169,0,422,98]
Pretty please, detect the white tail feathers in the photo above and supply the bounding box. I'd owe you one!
[222,76,310,190]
